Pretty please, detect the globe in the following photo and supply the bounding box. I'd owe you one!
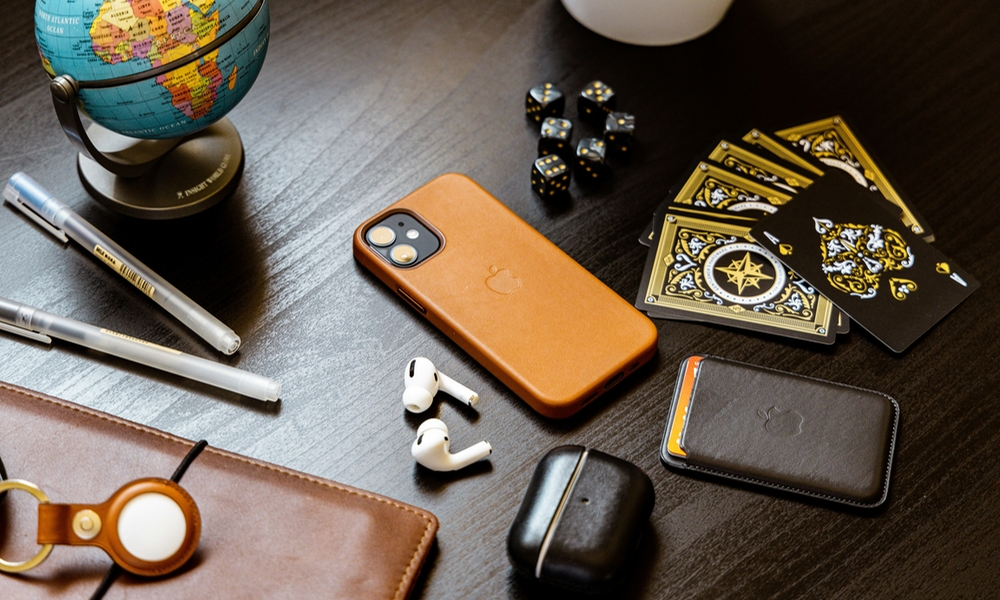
[35,0,269,141]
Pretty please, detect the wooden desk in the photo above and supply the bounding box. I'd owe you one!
[2,1,999,597]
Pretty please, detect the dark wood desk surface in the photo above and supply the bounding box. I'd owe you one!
[2,1,999,598]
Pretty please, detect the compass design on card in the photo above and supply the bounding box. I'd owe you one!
[703,243,787,305]
[645,213,838,342]
[662,228,817,320]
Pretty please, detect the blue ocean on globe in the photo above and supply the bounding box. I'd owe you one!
[35,0,269,140]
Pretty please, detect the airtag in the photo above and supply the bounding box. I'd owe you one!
[117,492,187,562]
[4,477,201,577]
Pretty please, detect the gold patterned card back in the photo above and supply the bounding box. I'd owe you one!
[642,213,837,343]
[707,140,815,193]
[670,162,794,216]
[742,129,826,176]
[774,116,933,241]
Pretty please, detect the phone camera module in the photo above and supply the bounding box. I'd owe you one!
[364,212,440,268]
[390,244,418,265]
[367,226,396,247]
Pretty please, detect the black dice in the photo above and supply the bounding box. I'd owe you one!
[531,155,571,198]
[578,80,616,123]
[575,138,607,181]
[538,117,573,157]
[604,112,635,156]
[525,83,565,123]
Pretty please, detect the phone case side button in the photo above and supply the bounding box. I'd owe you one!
[396,287,427,314]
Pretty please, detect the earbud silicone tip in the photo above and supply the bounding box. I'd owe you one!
[403,387,434,413]
[416,418,448,436]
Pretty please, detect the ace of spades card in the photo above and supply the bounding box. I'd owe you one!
[750,172,978,353]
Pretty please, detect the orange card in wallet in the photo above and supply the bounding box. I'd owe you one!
[0,381,438,599]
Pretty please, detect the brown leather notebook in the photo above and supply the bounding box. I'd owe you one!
[0,381,438,598]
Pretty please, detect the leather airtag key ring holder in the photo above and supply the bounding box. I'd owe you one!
[0,477,200,577]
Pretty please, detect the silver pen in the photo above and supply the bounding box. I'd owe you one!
[0,297,280,402]
[3,173,241,355]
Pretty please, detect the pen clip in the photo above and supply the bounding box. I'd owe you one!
[0,320,52,345]
[3,183,69,243]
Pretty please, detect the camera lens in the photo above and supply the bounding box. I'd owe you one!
[366,226,395,247]
[390,244,418,265]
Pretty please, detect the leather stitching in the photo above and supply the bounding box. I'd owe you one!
[202,447,436,600]
[0,381,437,598]
[393,511,436,600]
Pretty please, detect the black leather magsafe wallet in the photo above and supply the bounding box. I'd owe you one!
[660,356,899,508]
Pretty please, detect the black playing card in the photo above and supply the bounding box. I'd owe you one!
[638,219,654,246]
[639,148,799,248]
[639,180,764,248]
[705,139,815,194]
[750,172,978,353]
[741,128,826,177]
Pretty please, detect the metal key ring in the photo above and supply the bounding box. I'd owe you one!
[0,480,54,573]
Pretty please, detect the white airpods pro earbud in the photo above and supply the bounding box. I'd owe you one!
[411,419,492,472]
[403,357,480,413]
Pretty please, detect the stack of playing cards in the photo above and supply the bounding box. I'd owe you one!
[636,116,978,352]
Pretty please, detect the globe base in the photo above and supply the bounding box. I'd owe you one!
[78,118,245,219]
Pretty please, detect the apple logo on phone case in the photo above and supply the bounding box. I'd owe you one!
[486,266,522,295]
[757,406,803,437]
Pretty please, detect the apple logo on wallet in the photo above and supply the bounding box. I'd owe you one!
[757,406,803,437]
[486,266,522,295]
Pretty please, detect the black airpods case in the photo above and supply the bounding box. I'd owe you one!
[507,446,655,592]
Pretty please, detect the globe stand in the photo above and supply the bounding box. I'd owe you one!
[78,120,244,219]
[51,75,245,219]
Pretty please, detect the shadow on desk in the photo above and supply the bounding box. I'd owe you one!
[74,183,270,354]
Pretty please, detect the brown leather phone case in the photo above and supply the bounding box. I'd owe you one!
[0,381,438,599]
[353,173,658,418]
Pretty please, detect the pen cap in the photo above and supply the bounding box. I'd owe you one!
[5,173,66,223]
[178,347,281,401]
[237,373,282,402]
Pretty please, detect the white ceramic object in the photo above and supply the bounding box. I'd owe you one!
[560,0,735,46]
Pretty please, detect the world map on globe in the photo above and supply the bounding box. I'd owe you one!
[35,0,269,140]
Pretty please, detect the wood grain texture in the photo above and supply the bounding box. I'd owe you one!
[2,0,999,598]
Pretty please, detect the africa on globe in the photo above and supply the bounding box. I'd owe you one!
[35,0,270,140]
